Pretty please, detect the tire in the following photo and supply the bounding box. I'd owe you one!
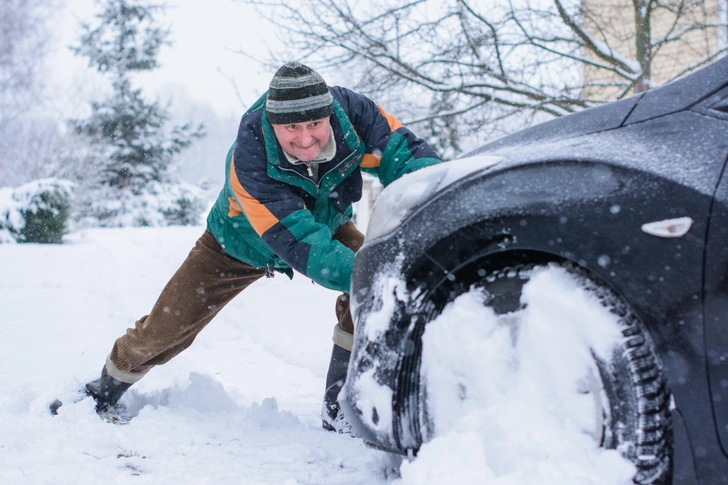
[476,264,673,484]
[406,263,673,484]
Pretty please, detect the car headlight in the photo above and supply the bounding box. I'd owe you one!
[365,155,503,242]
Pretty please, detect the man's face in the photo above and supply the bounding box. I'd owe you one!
[271,117,331,162]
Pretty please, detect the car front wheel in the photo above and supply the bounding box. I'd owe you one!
[415,263,673,484]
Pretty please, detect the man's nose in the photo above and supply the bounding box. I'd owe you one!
[299,129,315,142]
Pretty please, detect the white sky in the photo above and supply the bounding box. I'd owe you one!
[52,0,279,119]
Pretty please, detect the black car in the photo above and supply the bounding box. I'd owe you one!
[341,57,728,484]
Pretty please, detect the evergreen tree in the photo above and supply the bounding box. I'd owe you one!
[71,0,205,226]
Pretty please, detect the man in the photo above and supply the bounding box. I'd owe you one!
[55,62,442,431]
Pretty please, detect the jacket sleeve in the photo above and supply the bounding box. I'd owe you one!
[231,122,355,293]
[333,86,442,186]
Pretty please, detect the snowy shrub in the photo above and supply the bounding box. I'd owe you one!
[74,180,205,228]
[159,182,207,226]
[0,178,75,244]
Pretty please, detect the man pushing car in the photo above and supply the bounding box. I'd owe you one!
[52,61,442,431]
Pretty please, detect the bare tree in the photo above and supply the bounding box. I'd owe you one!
[243,0,728,156]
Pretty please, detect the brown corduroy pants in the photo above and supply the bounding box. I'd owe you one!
[107,222,364,383]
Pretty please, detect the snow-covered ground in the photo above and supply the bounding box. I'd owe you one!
[1,226,635,484]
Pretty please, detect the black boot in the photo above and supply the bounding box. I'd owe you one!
[85,366,133,413]
[49,365,134,418]
[322,343,351,433]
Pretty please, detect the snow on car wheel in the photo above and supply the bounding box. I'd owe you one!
[415,264,673,484]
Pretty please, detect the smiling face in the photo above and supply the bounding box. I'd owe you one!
[271,117,331,162]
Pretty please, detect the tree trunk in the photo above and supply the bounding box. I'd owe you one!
[633,0,652,92]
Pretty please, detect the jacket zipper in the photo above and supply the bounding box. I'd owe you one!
[266,151,360,272]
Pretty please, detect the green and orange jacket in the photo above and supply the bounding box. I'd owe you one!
[206,86,441,293]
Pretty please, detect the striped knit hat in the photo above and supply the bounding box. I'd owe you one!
[266,62,334,124]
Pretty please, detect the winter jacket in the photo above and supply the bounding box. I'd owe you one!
[206,86,441,293]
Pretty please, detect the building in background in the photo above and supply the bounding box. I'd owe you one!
[583,0,728,99]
